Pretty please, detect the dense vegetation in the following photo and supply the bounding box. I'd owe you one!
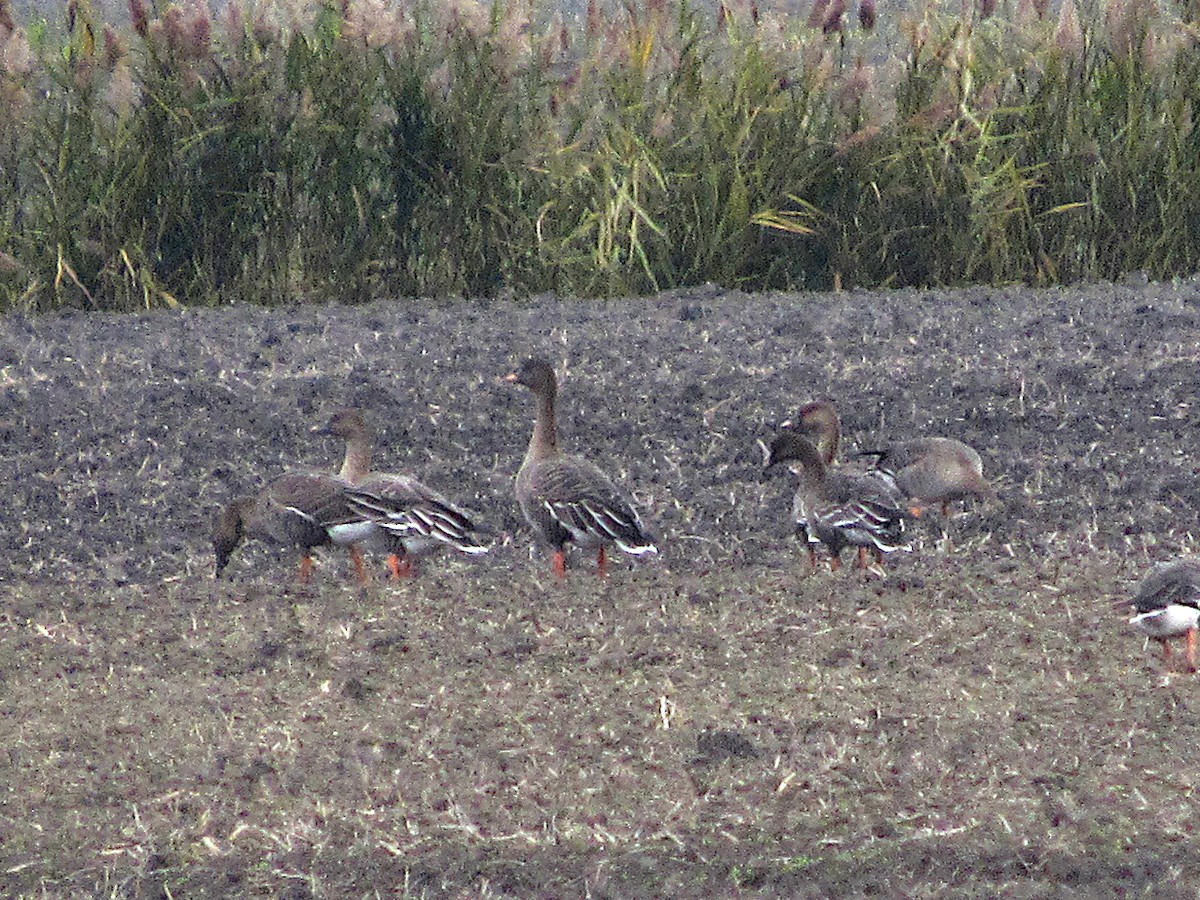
[1,0,1199,310]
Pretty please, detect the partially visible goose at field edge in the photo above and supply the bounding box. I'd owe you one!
[212,472,371,584]
[794,400,993,517]
[765,430,908,573]
[317,408,490,578]
[789,400,843,467]
[1127,559,1200,673]
[505,358,657,578]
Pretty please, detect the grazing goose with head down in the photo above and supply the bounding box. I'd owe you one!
[794,400,993,518]
[505,358,657,577]
[765,430,908,572]
[212,471,370,584]
[1127,559,1200,674]
[318,408,490,578]
[859,438,993,518]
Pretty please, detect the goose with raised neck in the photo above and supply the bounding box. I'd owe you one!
[318,408,490,578]
[506,358,657,577]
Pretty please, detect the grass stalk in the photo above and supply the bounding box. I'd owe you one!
[1,0,1198,310]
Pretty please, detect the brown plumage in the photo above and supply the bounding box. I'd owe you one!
[317,407,374,483]
[794,400,993,517]
[791,400,843,466]
[765,430,908,572]
[505,358,657,577]
[859,438,993,517]
[317,408,489,578]
[212,471,368,583]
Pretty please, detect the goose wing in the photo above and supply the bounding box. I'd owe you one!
[1133,560,1200,613]
[811,471,908,552]
[529,455,657,554]
[255,472,360,546]
[345,473,489,554]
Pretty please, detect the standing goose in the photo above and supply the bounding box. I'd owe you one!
[794,400,993,517]
[765,430,908,572]
[318,408,490,578]
[1127,560,1200,673]
[212,471,370,584]
[505,358,657,577]
[783,400,902,563]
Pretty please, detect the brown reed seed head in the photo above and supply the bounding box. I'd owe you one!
[1,24,34,76]
[102,24,125,70]
[587,0,602,37]
[838,58,874,110]
[859,0,876,30]
[162,6,185,54]
[1054,0,1083,58]
[808,0,831,30]
[221,4,243,47]
[186,3,211,60]
[129,0,149,38]
[252,15,279,50]
[823,0,847,34]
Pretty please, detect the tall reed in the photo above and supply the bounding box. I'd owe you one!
[1,0,1198,310]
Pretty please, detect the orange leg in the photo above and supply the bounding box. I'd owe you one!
[941,501,951,518]
[552,549,567,579]
[871,547,889,572]
[387,553,415,579]
[597,545,609,577]
[348,545,369,584]
[297,554,315,584]
[1187,628,1198,673]
[856,547,869,569]
[829,555,842,572]
[1161,639,1175,670]
[807,545,818,572]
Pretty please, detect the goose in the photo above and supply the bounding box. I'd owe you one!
[212,471,369,583]
[318,408,489,578]
[505,358,657,577]
[765,430,908,572]
[1127,559,1200,673]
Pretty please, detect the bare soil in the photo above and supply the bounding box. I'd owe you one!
[2,280,1199,897]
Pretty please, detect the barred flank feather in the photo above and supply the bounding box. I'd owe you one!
[818,498,907,552]
[545,496,657,555]
[345,485,489,555]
